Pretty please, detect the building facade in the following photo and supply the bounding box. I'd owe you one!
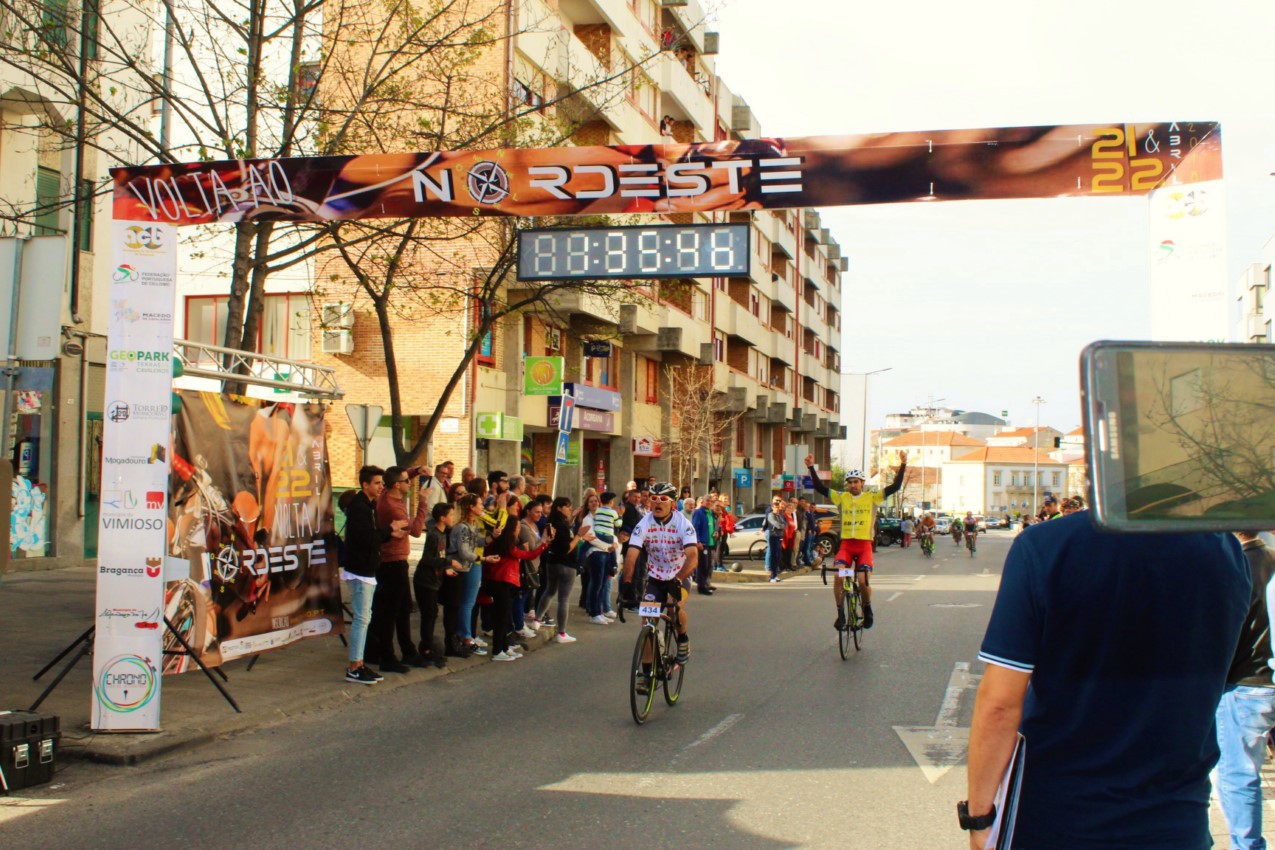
[941,446,1070,518]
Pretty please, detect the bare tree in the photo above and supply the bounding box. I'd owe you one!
[665,362,747,493]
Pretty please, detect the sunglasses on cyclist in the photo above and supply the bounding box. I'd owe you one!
[649,495,673,503]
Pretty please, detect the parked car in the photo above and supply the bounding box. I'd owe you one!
[935,517,953,534]
[727,514,768,559]
[875,516,905,547]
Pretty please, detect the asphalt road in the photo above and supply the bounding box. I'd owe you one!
[7,534,1012,849]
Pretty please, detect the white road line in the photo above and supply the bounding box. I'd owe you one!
[885,592,902,603]
[686,713,744,750]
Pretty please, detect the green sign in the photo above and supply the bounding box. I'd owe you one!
[564,436,581,466]
[524,356,564,396]
[475,412,524,442]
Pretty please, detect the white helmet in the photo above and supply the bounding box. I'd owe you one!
[844,469,865,482]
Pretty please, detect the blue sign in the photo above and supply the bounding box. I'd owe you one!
[559,390,575,433]
[554,431,571,464]
[583,340,613,358]
[732,468,753,488]
[562,383,621,412]
[800,475,813,489]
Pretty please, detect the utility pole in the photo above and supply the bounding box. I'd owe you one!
[1031,396,1046,518]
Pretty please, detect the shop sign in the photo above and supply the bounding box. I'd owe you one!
[524,356,563,396]
[583,340,612,358]
[476,412,524,442]
[562,382,621,411]
[550,405,612,432]
[633,436,661,457]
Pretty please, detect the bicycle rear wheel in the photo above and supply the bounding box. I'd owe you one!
[662,619,684,706]
[630,625,657,724]
[837,591,851,660]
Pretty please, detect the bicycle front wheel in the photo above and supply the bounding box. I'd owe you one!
[850,589,863,651]
[630,625,657,724]
[838,591,852,660]
[662,620,684,706]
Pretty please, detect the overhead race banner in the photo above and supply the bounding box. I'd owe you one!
[110,123,1221,226]
[93,220,177,731]
[165,393,341,670]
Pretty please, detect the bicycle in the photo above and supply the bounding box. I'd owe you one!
[629,586,685,724]
[966,531,977,557]
[919,532,934,558]
[835,567,864,658]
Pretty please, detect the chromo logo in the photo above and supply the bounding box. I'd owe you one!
[95,654,158,713]
[112,264,140,283]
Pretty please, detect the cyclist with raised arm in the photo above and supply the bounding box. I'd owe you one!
[622,482,699,695]
[806,451,908,630]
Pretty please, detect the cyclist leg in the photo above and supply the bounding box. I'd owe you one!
[832,539,857,608]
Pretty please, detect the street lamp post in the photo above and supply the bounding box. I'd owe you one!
[1031,396,1046,518]
[919,395,945,514]
[843,368,892,472]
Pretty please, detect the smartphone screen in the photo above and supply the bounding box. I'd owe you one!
[1082,340,1275,532]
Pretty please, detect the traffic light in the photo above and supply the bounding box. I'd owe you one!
[1053,436,1062,448]
[171,357,184,416]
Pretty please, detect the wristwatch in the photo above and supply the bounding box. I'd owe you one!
[956,800,996,831]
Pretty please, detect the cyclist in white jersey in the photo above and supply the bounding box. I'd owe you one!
[622,482,698,681]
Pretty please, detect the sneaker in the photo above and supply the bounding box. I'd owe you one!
[527,619,544,630]
[481,629,493,638]
[863,604,875,629]
[603,610,618,620]
[676,638,690,665]
[555,633,577,643]
[491,650,517,662]
[834,612,846,631]
[345,667,376,685]
[463,641,487,656]
[472,636,489,648]
[768,577,778,583]
[541,617,556,628]
[402,653,430,668]
[589,614,610,625]
[363,666,384,681]
[634,673,650,695]
[508,645,525,657]
[517,626,537,639]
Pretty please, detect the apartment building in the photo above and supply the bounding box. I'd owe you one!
[1,0,152,568]
[941,446,1070,518]
[1234,237,1273,344]
[291,0,847,510]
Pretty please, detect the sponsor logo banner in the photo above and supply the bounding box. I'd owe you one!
[110,123,1222,226]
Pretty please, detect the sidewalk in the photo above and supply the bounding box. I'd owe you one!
[0,561,801,766]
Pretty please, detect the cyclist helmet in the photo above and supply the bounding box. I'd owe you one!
[844,469,865,482]
[649,482,678,499]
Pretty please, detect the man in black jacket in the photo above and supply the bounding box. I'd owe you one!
[340,466,406,685]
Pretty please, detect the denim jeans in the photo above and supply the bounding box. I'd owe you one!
[456,566,482,640]
[1216,683,1275,850]
[802,534,816,565]
[343,578,375,664]
[585,550,610,616]
[765,535,784,578]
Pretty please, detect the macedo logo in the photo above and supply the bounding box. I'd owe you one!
[111,300,173,324]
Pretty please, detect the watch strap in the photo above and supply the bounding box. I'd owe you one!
[957,800,997,831]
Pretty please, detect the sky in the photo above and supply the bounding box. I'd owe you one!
[709,0,1275,453]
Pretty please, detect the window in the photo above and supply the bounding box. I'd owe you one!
[1011,472,1019,486]
[1052,471,1061,486]
[735,422,745,454]
[586,345,618,390]
[1024,472,1033,487]
[41,0,67,49]
[512,77,544,112]
[643,357,659,404]
[76,179,93,251]
[713,331,724,363]
[83,0,100,59]
[993,471,1001,486]
[186,294,312,361]
[35,167,61,235]
[755,423,764,457]
[475,300,494,365]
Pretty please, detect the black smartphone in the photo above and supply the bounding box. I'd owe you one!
[1081,340,1275,532]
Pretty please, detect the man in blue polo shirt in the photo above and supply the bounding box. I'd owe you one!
[962,512,1249,849]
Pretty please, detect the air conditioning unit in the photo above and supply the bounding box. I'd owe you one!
[321,329,354,354]
[703,32,719,54]
[321,302,354,329]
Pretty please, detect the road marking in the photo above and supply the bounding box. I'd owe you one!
[884,592,902,603]
[929,602,982,608]
[892,661,982,784]
[686,713,744,750]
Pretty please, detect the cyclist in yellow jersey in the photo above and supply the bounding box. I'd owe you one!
[806,451,908,629]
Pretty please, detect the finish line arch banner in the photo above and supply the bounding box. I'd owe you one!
[109,122,1221,224]
[95,120,1223,730]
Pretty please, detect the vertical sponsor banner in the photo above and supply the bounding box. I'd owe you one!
[1147,127,1228,341]
[92,220,177,731]
[165,392,339,666]
[1147,179,1229,341]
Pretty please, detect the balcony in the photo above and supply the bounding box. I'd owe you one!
[769,211,798,260]
[657,52,713,132]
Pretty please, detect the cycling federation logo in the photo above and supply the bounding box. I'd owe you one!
[95,654,158,713]
[466,161,510,205]
[112,264,140,283]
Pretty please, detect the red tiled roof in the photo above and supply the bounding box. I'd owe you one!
[992,426,1052,439]
[948,447,1064,464]
[884,431,985,447]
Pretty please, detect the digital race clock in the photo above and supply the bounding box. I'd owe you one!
[516,222,750,281]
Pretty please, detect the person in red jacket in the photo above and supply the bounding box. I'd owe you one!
[482,511,550,662]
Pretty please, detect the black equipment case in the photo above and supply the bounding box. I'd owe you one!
[0,709,60,793]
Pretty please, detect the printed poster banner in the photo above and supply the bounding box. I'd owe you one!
[111,123,1221,226]
[166,392,341,670]
[93,220,177,731]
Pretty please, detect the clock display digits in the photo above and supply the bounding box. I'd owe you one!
[638,230,660,272]
[709,228,735,269]
[533,234,556,276]
[605,231,626,273]
[567,232,589,274]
